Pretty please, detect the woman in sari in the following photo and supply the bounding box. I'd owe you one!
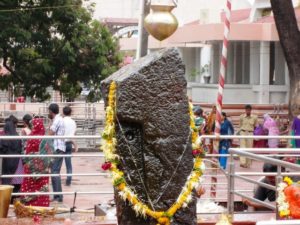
[194,108,206,135]
[253,124,268,148]
[263,114,279,148]
[204,105,216,153]
[291,115,300,148]
[21,118,53,207]
[219,112,234,169]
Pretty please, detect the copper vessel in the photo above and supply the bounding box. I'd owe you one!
[144,4,178,41]
[0,185,14,218]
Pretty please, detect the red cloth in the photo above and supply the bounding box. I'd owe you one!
[21,118,50,207]
[253,140,267,148]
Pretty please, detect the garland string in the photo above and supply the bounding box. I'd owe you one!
[101,81,206,225]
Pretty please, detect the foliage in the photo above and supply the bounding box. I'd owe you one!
[189,64,210,81]
[0,0,121,102]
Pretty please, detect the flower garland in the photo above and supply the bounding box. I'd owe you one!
[216,214,232,225]
[101,81,206,225]
[277,177,300,219]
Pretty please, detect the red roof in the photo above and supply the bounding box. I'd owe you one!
[184,20,201,26]
[255,8,300,23]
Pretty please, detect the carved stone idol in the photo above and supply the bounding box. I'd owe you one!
[101,48,196,225]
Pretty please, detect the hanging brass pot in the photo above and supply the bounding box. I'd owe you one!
[144,2,178,41]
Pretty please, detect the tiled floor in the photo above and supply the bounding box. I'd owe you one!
[7,153,276,223]
[51,153,275,222]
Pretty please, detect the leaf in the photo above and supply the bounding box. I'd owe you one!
[0,0,121,102]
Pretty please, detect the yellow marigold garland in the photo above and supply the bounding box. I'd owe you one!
[216,214,232,225]
[277,177,291,218]
[101,81,206,225]
[277,176,300,218]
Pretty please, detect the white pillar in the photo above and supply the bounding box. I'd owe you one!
[195,48,201,83]
[200,45,211,83]
[249,41,260,85]
[211,43,221,84]
[259,41,271,103]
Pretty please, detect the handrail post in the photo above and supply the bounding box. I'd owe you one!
[93,105,96,148]
[275,165,282,220]
[0,156,2,184]
[227,150,235,218]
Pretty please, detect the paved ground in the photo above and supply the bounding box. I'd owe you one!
[50,153,112,209]
[49,153,275,222]
[7,153,275,223]
[51,153,265,208]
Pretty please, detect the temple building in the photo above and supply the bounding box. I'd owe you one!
[101,0,300,104]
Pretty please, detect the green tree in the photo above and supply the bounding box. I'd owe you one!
[0,0,121,102]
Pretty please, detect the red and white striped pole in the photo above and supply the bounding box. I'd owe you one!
[215,0,232,140]
[211,0,232,198]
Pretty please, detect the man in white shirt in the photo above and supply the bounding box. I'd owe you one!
[48,103,65,202]
[63,106,77,186]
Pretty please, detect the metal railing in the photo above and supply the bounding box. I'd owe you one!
[0,102,105,149]
[0,134,300,220]
[228,147,300,219]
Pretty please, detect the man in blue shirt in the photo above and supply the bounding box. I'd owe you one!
[48,103,65,202]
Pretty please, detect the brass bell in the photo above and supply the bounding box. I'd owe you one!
[144,0,178,41]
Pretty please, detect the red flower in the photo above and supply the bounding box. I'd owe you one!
[33,215,41,224]
[101,162,112,170]
[192,149,200,156]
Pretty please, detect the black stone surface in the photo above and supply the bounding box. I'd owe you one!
[101,48,196,225]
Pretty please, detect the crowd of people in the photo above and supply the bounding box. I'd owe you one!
[1,102,300,209]
[192,103,300,169]
[193,104,235,169]
[193,103,300,209]
[0,103,77,206]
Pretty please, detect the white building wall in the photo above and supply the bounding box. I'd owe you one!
[189,84,258,103]
[89,0,291,105]
[90,0,140,19]
[185,41,289,104]
[174,0,251,24]
[91,0,252,24]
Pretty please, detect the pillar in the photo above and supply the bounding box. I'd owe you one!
[259,41,271,103]
[249,41,260,85]
[200,45,211,83]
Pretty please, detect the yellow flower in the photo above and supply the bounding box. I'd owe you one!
[168,203,180,216]
[284,177,293,186]
[216,214,232,225]
[279,209,290,217]
[101,82,206,224]
[118,183,126,191]
[157,217,170,225]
